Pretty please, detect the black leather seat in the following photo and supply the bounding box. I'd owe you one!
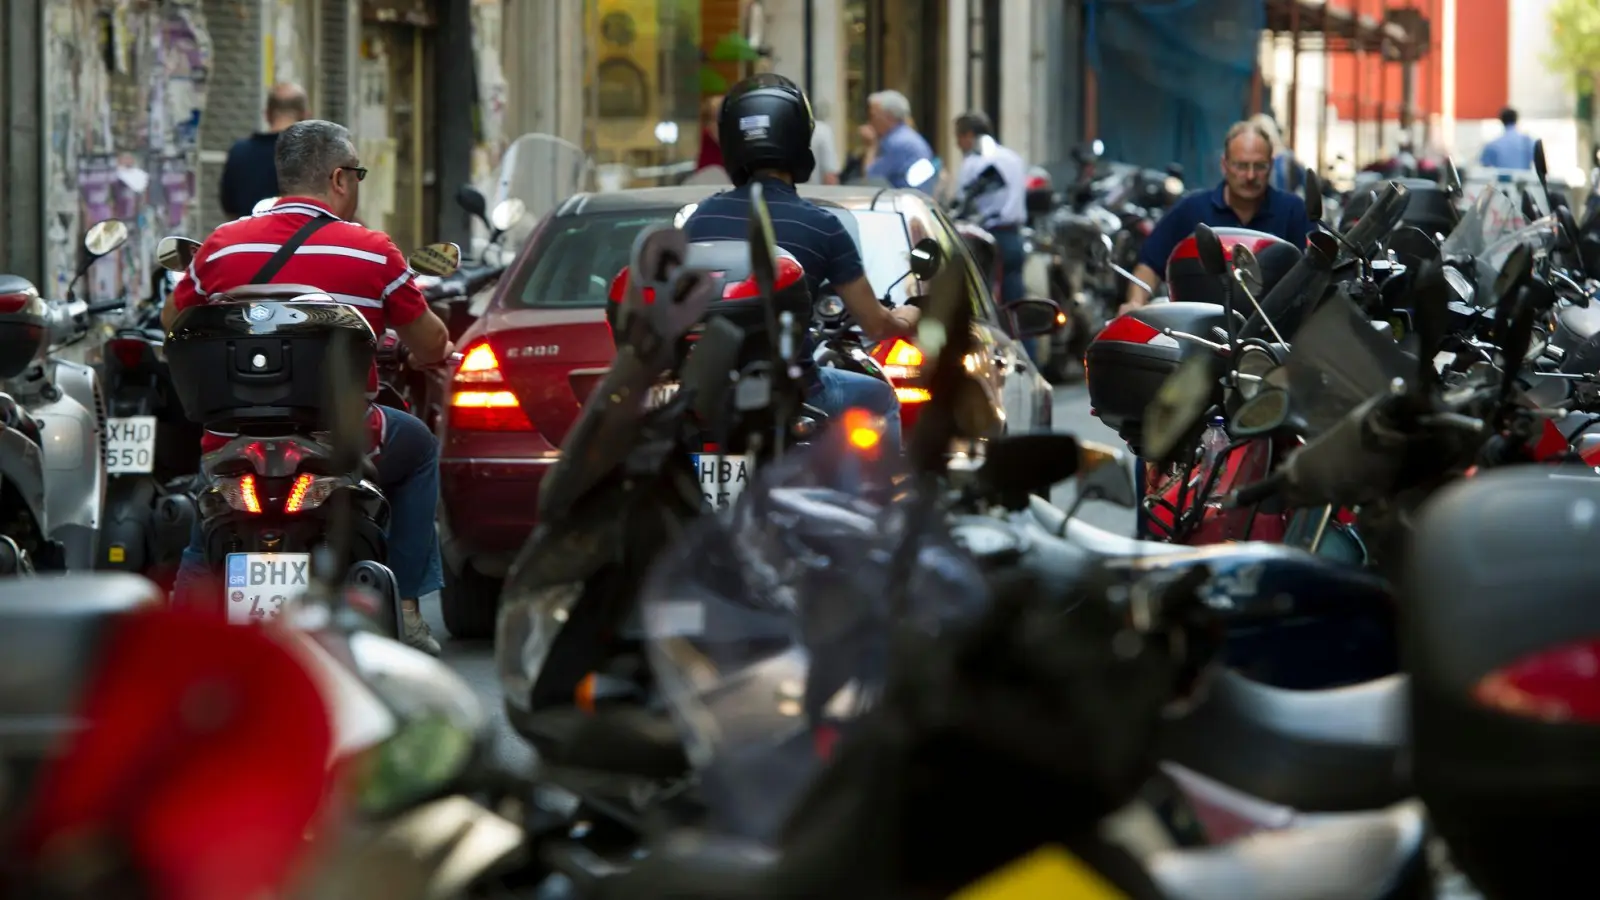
[1146,801,1428,900]
[0,573,162,758]
[1158,670,1409,812]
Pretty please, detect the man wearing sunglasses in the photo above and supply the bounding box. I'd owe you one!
[164,119,454,655]
[1119,119,1311,314]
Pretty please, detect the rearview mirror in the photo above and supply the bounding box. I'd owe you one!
[408,242,462,277]
[455,184,489,223]
[1303,169,1324,223]
[1443,156,1462,196]
[1143,352,1222,465]
[1193,223,1228,277]
[489,198,527,233]
[84,220,129,258]
[1229,388,1291,437]
[909,237,943,280]
[1534,139,1548,183]
[1229,243,1264,296]
[906,158,938,190]
[155,236,201,273]
[1075,440,1137,508]
[1006,297,1064,338]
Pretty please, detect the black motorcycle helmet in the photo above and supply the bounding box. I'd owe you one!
[719,73,815,186]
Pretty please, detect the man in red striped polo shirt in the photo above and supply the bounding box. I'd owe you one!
[164,119,452,654]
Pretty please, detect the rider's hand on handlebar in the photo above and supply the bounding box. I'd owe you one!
[889,305,921,336]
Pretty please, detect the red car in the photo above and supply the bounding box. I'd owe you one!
[431,185,1058,638]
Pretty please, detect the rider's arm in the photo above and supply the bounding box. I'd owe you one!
[824,223,916,340]
[380,242,452,364]
[1122,204,1190,311]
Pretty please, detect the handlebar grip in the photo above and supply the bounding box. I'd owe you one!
[87,299,127,314]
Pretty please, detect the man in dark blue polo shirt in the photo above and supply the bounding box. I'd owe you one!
[683,74,920,453]
[1120,120,1311,314]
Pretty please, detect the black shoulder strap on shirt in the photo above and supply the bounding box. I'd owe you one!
[250,214,335,284]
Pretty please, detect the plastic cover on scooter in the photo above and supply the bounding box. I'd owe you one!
[640,433,987,843]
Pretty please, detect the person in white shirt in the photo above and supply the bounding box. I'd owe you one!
[954,111,1028,305]
[808,99,842,185]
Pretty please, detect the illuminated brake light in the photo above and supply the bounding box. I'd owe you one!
[283,473,338,514]
[879,338,925,381]
[218,474,263,514]
[1473,639,1600,724]
[895,387,932,404]
[449,341,534,431]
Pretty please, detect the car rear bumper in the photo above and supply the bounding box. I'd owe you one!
[438,454,558,577]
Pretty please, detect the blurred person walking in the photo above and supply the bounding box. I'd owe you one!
[1480,107,1537,170]
[808,99,842,185]
[220,83,309,219]
[859,90,937,193]
[697,94,726,172]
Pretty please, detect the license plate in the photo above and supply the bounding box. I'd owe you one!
[225,552,313,624]
[105,415,158,474]
[647,381,681,410]
[693,452,749,512]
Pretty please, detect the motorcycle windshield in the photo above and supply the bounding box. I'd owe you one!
[492,133,590,246]
[1438,185,1558,303]
[1284,291,1415,439]
[639,434,988,844]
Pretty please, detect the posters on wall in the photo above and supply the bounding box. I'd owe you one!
[43,0,210,303]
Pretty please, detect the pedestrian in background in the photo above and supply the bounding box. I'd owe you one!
[1480,107,1537,171]
[1250,113,1299,193]
[859,90,937,194]
[808,99,841,185]
[220,83,309,219]
[697,94,726,172]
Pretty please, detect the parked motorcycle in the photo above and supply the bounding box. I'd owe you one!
[0,220,128,574]
[155,235,463,635]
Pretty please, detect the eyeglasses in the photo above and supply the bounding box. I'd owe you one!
[1226,160,1271,175]
[337,165,368,182]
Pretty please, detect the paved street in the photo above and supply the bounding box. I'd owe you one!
[425,384,1134,768]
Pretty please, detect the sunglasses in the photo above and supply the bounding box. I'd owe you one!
[337,165,368,182]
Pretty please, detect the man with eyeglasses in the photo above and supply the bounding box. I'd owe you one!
[1119,120,1311,314]
[164,119,454,655]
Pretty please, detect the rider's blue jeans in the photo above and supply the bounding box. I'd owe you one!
[812,366,903,456]
[173,404,445,604]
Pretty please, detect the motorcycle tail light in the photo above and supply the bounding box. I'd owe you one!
[217,474,263,515]
[449,340,534,432]
[283,473,339,514]
[108,337,149,370]
[1473,639,1600,724]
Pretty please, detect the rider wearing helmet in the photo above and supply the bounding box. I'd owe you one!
[680,74,919,453]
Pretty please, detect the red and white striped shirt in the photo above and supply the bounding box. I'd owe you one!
[171,197,427,453]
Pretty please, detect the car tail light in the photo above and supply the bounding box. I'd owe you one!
[871,338,930,405]
[449,340,534,432]
[108,337,148,370]
[1473,639,1600,724]
[607,270,657,304]
[218,474,263,514]
[283,473,339,514]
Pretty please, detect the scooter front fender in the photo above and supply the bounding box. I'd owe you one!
[30,384,105,570]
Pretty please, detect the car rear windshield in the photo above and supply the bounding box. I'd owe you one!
[512,211,670,308]
[821,208,916,305]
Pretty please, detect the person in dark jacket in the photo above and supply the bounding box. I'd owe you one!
[219,83,309,219]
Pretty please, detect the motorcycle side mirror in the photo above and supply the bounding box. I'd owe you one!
[408,242,462,277]
[1193,223,1228,277]
[906,158,938,190]
[1229,243,1264,296]
[1443,156,1463,196]
[1229,388,1291,437]
[1143,353,1224,466]
[909,237,944,280]
[1521,188,1541,222]
[1534,139,1549,185]
[1493,243,1535,309]
[455,184,489,224]
[1304,169,1324,223]
[155,236,202,272]
[1005,297,1065,338]
[1075,439,1137,508]
[83,220,130,259]
[488,198,527,233]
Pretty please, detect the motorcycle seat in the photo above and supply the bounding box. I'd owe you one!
[1158,670,1409,812]
[0,573,163,758]
[1145,800,1427,900]
[1027,495,1189,558]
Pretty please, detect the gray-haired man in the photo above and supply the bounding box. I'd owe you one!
[859,90,937,194]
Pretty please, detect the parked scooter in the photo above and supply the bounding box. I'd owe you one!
[0,220,127,573]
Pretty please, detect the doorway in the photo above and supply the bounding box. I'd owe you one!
[356,4,437,249]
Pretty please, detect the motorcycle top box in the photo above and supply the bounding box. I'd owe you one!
[1405,468,1600,898]
[1165,228,1298,307]
[1084,302,1232,454]
[0,276,50,381]
[607,240,811,368]
[165,300,376,431]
